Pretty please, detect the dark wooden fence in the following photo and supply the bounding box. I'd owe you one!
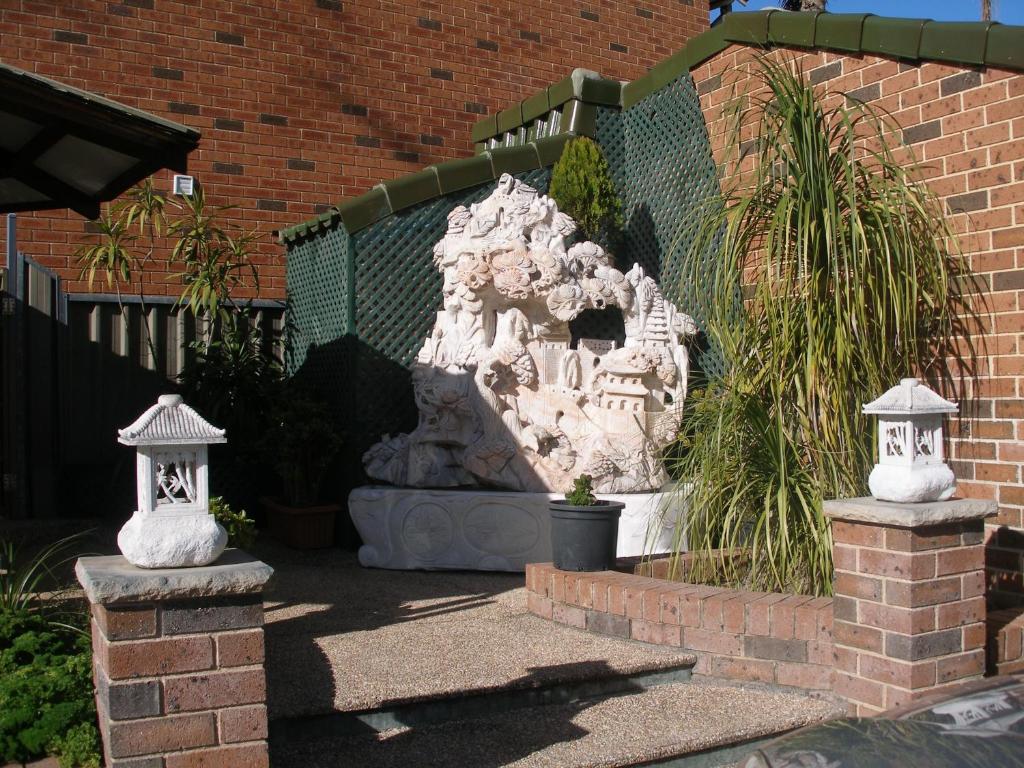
[1,218,284,520]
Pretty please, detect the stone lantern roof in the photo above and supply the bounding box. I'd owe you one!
[118,394,227,446]
[862,378,957,416]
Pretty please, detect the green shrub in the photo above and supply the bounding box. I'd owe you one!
[261,388,343,507]
[548,136,622,245]
[0,612,100,767]
[565,474,597,506]
[211,496,258,550]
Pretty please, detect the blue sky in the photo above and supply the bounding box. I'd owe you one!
[722,1,1024,24]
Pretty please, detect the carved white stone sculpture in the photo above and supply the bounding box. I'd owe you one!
[863,378,958,503]
[364,174,696,494]
[117,394,229,568]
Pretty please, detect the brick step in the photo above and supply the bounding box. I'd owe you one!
[987,607,1024,675]
[269,658,696,744]
[269,679,843,768]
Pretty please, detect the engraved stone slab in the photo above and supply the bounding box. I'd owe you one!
[349,486,687,571]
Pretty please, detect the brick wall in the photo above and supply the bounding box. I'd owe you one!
[2,0,708,299]
[90,595,269,767]
[526,563,836,691]
[691,45,1024,607]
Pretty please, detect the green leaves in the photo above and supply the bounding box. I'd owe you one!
[169,183,260,322]
[0,613,99,767]
[548,136,623,245]
[669,56,980,596]
[74,213,134,289]
[74,179,262,325]
[566,474,598,506]
[210,497,258,550]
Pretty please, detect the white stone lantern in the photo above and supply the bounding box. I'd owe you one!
[116,394,229,568]
[862,378,958,503]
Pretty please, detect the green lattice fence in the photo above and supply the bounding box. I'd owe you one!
[599,76,726,380]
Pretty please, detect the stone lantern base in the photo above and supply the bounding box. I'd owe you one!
[118,511,227,569]
[867,463,956,504]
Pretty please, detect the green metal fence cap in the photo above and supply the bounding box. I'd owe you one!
[649,51,690,92]
[768,10,819,48]
[337,185,392,234]
[522,91,551,122]
[562,100,598,137]
[986,24,1024,69]
[497,104,524,134]
[621,72,655,110]
[471,115,498,143]
[920,21,992,66]
[548,75,575,107]
[722,9,772,45]
[488,144,542,176]
[814,13,871,51]
[433,155,494,195]
[578,75,623,106]
[684,26,728,72]
[861,16,927,61]
[280,207,341,244]
[383,167,442,213]
[533,134,572,166]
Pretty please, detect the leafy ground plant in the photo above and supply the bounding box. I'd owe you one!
[668,56,981,595]
[211,496,258,550]
[0,537,101,767]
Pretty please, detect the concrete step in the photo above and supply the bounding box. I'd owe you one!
[269,679,844,768]
[270,658,696,743]
[261,542,697,721]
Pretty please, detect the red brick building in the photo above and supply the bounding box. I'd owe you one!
[2,0,709,298]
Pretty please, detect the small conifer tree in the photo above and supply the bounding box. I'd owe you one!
[548,137,622,245]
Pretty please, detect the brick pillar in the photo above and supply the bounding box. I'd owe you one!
[824,497,996,715]
[76,551,274,768]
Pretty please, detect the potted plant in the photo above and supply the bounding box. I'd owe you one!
[260,390,344,549]
[549,474,624,571]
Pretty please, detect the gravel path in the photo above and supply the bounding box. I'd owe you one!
[259,541,695,719]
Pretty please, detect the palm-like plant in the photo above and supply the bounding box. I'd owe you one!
[669,58,981,595]
[76,180,261,357]
[169,183,260,326]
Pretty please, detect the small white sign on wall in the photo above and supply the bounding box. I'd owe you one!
[172,174,194,196]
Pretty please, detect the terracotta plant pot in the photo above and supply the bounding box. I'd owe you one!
[260,496,339,549]
[549,499,625,571]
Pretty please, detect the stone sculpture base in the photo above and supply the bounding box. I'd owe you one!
[349,486,686,572]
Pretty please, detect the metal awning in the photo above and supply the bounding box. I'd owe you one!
[0,61,201,219]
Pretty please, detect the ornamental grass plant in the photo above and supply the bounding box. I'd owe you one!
[667,57,983,596]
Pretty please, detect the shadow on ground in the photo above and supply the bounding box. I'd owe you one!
[268,661,637,768]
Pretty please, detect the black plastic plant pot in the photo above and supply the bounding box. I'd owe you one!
[549,500,625,571]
